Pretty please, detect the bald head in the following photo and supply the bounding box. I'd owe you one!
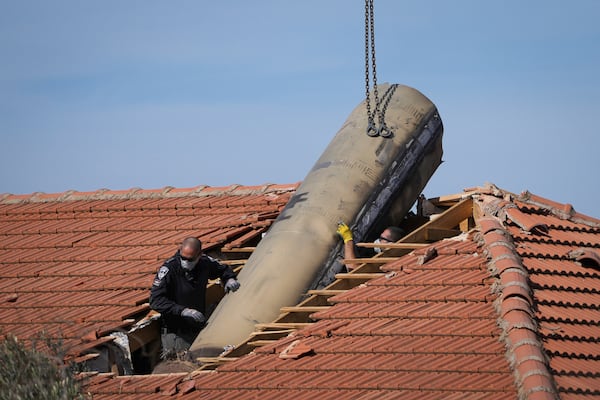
[180,237,202,259]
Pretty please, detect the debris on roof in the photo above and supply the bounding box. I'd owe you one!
[0,183,297,374]
[278,339,314,360]
[2,182,599,398]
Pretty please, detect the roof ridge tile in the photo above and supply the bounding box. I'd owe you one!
[476,208,560,398]
[0,183,299,205]
[518,190,600,228]
[472,184,599,228]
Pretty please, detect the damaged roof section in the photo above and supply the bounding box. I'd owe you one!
[2,182,599,398]
[83,184,600,399]
[90,233,517,398]
[0,183,297,366]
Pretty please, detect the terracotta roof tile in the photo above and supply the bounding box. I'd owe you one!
[517,192,600,227]
[0,184,293,359]
[4,183,599,398]
[529,273,597,292]
[159,187,598,399]
[477,189,600,398]
[108,227,512,398]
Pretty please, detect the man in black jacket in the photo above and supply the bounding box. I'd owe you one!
[150,237,240,358]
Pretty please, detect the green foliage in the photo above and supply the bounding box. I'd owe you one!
[0,333,86,400]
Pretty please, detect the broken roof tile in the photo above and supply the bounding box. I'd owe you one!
[518,191,600,227]
[0,184,294,363]
[4,183,599,398]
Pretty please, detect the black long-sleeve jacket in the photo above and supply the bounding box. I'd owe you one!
[149,251,236,333]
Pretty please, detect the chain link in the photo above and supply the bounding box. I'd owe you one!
[377,84,397,137]
[364,0,393,138]
[368,0,380,115]
[364,0,376,136]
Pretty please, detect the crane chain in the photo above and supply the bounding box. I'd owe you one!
[377,84,397,138]
[364,0,393,138]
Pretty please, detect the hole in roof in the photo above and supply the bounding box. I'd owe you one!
[530,224,549,236]
[579,256,600,270]
[569,248,600,271]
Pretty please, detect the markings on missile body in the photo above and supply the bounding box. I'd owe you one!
[399,102,425,125]
[311,159,378,183]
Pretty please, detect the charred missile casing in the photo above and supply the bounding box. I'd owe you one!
[191,83,443,357]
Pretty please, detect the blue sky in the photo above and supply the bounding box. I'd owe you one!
[1,1,599,217]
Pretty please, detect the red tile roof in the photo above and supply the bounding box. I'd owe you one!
[476,191,600,398]
[3,183,600,399]
[84,233,517,399]
[0,184,297,359]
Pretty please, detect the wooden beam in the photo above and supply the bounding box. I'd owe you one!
[459,218,470,232]
[350,262,387,273]
[334,273,384,280]
[72,353,100,363]
[354,243,427,261]
[356,242,429,249]
[424,228,462,241]
[196,357,238,364]
[279,306,329,313]
[427,190,477,207]
[342,257,401,264]
[232,265,244,274]
[220,260,247,265]
[221,247,255,253]
[307,289,346,296]
[398,198,473,247]
[296,294,333,307]
[249,330,295,340]
[255,323,312,330]
[247,340,278,347]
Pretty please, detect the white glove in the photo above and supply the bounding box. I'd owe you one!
[181,308,205,324]
[224,278,240,293]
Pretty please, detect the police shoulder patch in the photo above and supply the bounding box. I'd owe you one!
[157,266,169,280]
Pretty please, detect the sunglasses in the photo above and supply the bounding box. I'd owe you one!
[379,236,393,242]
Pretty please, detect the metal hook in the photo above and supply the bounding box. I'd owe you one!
[366,120,379,137]
[377,124,393,138]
